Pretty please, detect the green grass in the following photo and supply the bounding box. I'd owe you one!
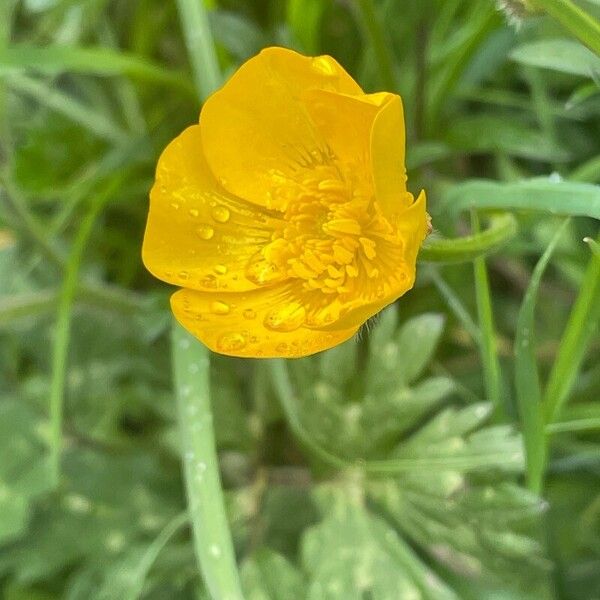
[1,0,600,598]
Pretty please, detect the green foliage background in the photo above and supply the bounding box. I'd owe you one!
[1,0,600,598]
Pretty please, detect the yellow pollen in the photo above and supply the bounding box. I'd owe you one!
[323,219,362,235]
[359,237,377,260]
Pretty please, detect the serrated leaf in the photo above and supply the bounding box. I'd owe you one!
[241,548,306,600]
[367,312,445,390]
[302,484,459,600]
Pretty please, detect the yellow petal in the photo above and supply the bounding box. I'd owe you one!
[170,285,358,358]
[200,47,363,211]
[142,125,280,292]
[370,94,413,214]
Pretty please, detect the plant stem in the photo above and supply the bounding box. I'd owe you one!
[48,176,122,483]
[471,211,505,420]
[171,323,244,600]
[530,0,600,57]
[354,0,398,91]
[171,4,243,598]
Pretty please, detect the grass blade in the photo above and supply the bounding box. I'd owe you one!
[543,234,600,423]
[48,176,123,483]
[6,73,128,143]
[531,0,600,57]
[442,178,600,220]
[472,211,505,420]
[175,0,222,101]
[0,44,196,96]
[354,0,398,91]
[514,218,570,494]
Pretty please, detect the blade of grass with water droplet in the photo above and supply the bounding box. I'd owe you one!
[515,218,570,493]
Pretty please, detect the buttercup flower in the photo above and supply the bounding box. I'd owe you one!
[143,47,427,358]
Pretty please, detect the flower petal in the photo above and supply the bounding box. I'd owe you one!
[370,94,413,214]
[302,89,394,194]
[170,284,359,358]
[142,125,280,292]
[200,47,364,211]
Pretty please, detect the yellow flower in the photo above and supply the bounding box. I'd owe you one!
[142,47,427,358]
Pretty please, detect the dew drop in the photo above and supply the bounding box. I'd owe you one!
[211,205,230,223]
[264,303,306,332]
[245,253,286,285]
[275,342,289,353]
[243,308,256,320]
[217,332,247,353]
[311,56,337,77]
[178,270,190,280]
[196,224,214,240]
[170,202,180,210]
[188,208,199,217]
[214,264,228,275]
[210,300,230,315]
[201,275,218,289]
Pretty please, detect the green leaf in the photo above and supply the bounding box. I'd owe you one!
[0,44,195,95]
[446,115,572,162]
[241,548,306,600]
[441,178,600,220]
[0,398,53,544]
[368,312,446,387]
[510,38,600,77]
[369,477,550,593]
[302,484,459,599]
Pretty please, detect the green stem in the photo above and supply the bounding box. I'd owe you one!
[543,234,600,423]
[419,212,518,263]
[354,0,398,91]
[171,323,244,600]
[6,73,128,143]
[175,0,222,101]
[471,211,505,420]
[126,512,189,600]
[48,177,121,483]
[530,0,600,57]
[0,172,64,267]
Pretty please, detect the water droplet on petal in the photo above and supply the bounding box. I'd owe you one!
[188,208,199,217]
[211,205,230,223]
[243,309,256,320]
[196,224,214,240]
[170,202,180,210]
[275,342,289,354]
[264,303,306,332]
[214,264,227,275]
[210,301,230,315]
[178,270,189,280]
[217,332,247,353]
[245,253,286,285]
[311,56,337,77]
[201,275,218,289]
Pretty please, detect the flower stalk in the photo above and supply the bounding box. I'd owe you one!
[172,322,244,600]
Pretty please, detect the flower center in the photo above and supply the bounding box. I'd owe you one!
[245,163,405,329]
